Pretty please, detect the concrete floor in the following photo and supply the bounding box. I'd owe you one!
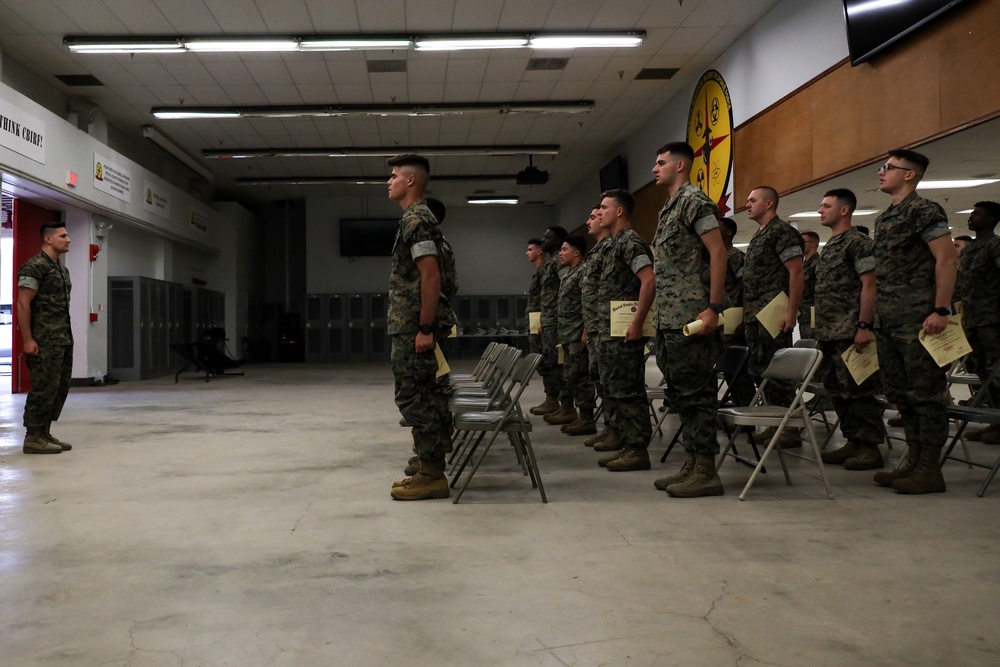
[2,360,999,666]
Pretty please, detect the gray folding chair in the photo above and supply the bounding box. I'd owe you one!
[718,347,834,500]
[450,341,500,383]
[941,361,1000,496]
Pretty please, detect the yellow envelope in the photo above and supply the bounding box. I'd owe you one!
[434,343,450,378]
[609,301,655,337]
[528,311,541,334]
[755,291,789,339]
[919,317,972,367]
[556,343,565,365]
[448,324,457,338]
[841,341,879,385]
[723,307,743,336]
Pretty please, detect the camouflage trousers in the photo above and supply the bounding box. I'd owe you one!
[744,319,794,406]
[817,339,883,446]
[535,329,562,398]
[562,341,596,411]
[876,323,948,449]
[598,337,650,450]
[655,328,723,455]
[391,333,452,461]
[587,334,606,420]
[966,324,1000,407]
[23,344,73,428]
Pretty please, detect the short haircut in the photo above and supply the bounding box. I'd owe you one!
[547,226,568,241]
[721,217,737,236]
[887,148,929,176]
[824,187,857,213]
[974,200,1000,219]
[954,234,973,243]
[40,221,65,240]
[527,238,543,247]
[564,235,587,254]
[800,230,820,242]
[752,185,779,208]
[656,141,695,165]
[425,197,446,224]
[601,188,635,218]
[855,225,870,236]
[386,153,430,174]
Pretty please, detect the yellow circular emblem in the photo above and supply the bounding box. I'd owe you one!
[686,70,733,216]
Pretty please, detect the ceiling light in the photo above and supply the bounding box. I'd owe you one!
[202,145,560,159]
[153,102,593,120]
[300,38,412,50]
[529,34,644,49]
[186,39,298,52]
[65,39,183,53]
[917,179,1000,189]
[789,209,880,218]
[416,37,528,51]
[153,110,242,120]
[956,209,974,214]
[467,196,519,205]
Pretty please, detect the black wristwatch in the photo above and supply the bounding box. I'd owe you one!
[418,324,434,335]
[708,302,725,315]
[931,307,951,317]
[857,321,872,330]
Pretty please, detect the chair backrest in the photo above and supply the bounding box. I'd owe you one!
[470,341,500,379]
[505,353,542,424]
[764,347,822,383]
[793,338,819,349]
[967,360,1000,408]
[482,347,523,405]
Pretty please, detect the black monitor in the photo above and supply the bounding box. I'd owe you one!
[339,219,398,257]
[843,0,968,65]
[599,155,627,192]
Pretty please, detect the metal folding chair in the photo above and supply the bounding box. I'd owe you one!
[941,361,1000,496]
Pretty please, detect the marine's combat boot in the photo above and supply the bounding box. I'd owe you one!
[844,443,884,471]
[592,432,621,452]
[654,452,696,490]
[45,422,72,451]
[545,399,578,425]
[391,459,450,500]
[605,447,651,472]
[666,454,725,497]
[873,445,921,487]
[597,448,625,468]
[23,428,61,455]
[821,440,860,464]
[892,446,946,494]
[583,428,609,447]
[563,408,597,436]
[530,395,560,415]
[403,455,420,476]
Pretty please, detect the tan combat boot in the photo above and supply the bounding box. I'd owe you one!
[583,428,608,447]
[654,452,696,490]
[892,446,946,494]
[592,432,621,452]
[45,422,72,451]
[597,448,625,468]
[821,441,860,464]
[873,445,921,487]
[844,443,884,471]
[605,447,651,472]
[666,454,725,497]
[23,428,62,455]
[530,395,560,415]
[403,455,420,476]
[545,399,578,425]
[563,409,597,436]
[391,459,450,500]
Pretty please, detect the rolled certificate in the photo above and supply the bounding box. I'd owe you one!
[682,319,703,336]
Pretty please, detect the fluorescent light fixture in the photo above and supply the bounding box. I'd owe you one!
[789,209,880,218]
[467,196,519,205]
[300,38,412,50]
[186,39,298,52]
[142,125,214,182]
[956,209,974,214]
[917,178,1000,190]
[68,41,183,53]
[846,0,909,17]
[416,37,528,51]
[202,145,560,159]
[153,102,593,120]
[530,34,644,49]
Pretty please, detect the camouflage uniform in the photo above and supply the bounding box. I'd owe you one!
[595,228,653,450]
[798,253,818,339]
[743,216,803,406]
[558,263,595,411]
[388,200,458,462]
[874,192,952,450]
[526,262,543,356]
[724,245,757,406]
[814,228,882,446]
[581,238,611,410]
[18,252,73,429]
[537,255,564,398]
[651,183,724,455]
[957,230,1000,406]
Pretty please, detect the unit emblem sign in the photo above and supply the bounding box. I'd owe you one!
[686,70,733,216]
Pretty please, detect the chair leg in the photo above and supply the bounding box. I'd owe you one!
[518,431,547,503]
[450,432,487,488]
[978,454,1000,498]
[659,427,681,463]
[739,430,782,500]
[452,428,504,504]
[803,419,834,499]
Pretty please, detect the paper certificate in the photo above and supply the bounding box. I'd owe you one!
[556,343,565,365]
[841,342,879,385]
[953,301,963,317]
[683,319,703,336]
[810,306,816,329]
[610,301,655,337]
[449,324,457,338]
[723,307,743,335]
[434,343,451,378]
[919,317,973,367]
[755,291,790,339]
[528,311,541,334]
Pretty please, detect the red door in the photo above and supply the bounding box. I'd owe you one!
[12,199,61,393]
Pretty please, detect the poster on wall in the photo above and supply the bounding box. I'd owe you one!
[686,70,734,216]
[143,181,171,219]
[189,209,209,235]
[94,153,132,202]
[0,97,46,164]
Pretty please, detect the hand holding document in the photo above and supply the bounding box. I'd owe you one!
[919,316,972,367]
[528,311,541,334]
[683,319,703,336]
[841,340,879,385]
[723,307,743,336]
[755,291,791,339]
[610,301,655,338]
[434,343,451,378]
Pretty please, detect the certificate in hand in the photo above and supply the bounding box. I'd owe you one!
[755,291,790,339]
[528,311,541,334]
[610,301,655,337]
[841,341,879,385]
[434,343,451,378]
[918,317,972,367]
[723,307,743,336]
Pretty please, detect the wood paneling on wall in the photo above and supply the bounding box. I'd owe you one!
[734,0,1000,202]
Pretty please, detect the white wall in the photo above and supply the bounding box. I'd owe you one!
[306,194,554,296]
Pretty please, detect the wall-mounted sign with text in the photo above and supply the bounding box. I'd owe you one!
[189,209,209,235]
[0,98,46,164]
[94,153,132,203]
[143,181,171,220]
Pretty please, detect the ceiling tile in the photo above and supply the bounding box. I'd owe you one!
[356,0,405,32]
[222,83,269,104]
[331,82,374,104]
[248,61,293,86]
[452,0,502,30]
[404,0,456,32]
[497,0,554,29]
[297,84,339,104]
[9,0,81,33]
[443,81,482,101]
[285,61,332,86]
[151,0,222,31]
[325,60,369,85]
[407,82,446,103]
[203,61,257,85]
[102,0,174,32]
[202,0,268,31]
[161,62,218,86]
[253,0,315,32]
[445,58,488,83]
[302,0,360,31]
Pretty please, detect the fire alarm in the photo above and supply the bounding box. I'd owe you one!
[90,243,100,261]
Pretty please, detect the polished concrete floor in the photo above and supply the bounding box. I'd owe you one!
[2,360,999,666]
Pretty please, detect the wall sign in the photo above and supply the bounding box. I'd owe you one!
[94,153,132,202]
[686,70,734,216]
[0,98,46,164]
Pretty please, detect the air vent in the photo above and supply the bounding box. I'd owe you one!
[635,68,679,80]
[367,60,407,73]
[55,74,104,86]
[527,58,568,71]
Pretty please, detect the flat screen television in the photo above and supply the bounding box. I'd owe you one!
[339,218,398,257]
[599,155,627,192]
[843,0,968,65]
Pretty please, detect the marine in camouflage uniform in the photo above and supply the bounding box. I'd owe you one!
[798,248,819,339]
[813,220,883,469]
[871,149,956,494]
[580,234,611,442]
[555,237,596,431]
[18,223,74,455]
[720,218,758,409]
[538,234,567,407]
[956,201,1000,443]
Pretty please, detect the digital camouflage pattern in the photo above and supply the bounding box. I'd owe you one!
[391,332,453,461]
[814,228,876,341]
[563,341,596,411]
[24,346,73,428]
[580,237,611,338]
[537,254,564,398]
[817,339,883,446]
[656,328,723,454]
[876,324,948,448]
[957,231,1000,327]
[651,182,719,329]
[17,252,73,345]
[742,216,803,317]
[538,254,562,328]
[557,263,584,345]
[798,253,819,338]
[526,264,542,316]
[725,246,745,309]
[592,228,653,337]
[873,191,951,326]
[387,200,457,335]
[744,321,794,407]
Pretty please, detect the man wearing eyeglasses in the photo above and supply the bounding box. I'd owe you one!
[871,149,957,494]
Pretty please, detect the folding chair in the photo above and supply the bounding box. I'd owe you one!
[448,347,522,464]
[449,353,546,504]
[941,361,1000,496]
[718,347,834,500]
[450,342,501,384]
[647,383,670,436]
